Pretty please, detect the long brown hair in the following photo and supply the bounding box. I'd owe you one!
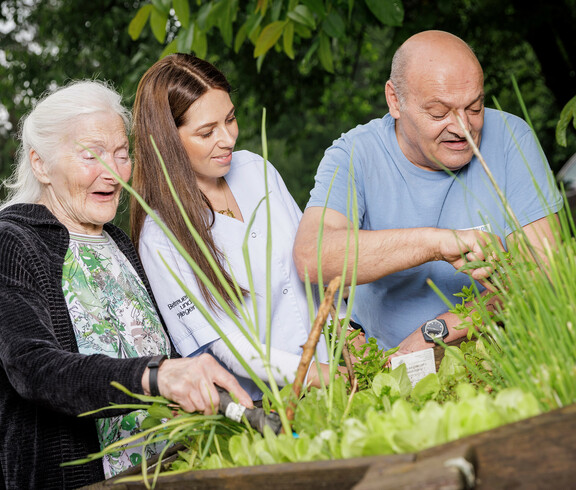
[131,53,244,311]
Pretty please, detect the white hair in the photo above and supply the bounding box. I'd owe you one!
[1,80,130,210]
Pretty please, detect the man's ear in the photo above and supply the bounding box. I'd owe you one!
[385,80,401,119]
[30,149,51,184]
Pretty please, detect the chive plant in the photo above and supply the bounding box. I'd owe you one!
[440,98,576,412]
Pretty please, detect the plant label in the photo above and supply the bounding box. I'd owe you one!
[390,348,436,387]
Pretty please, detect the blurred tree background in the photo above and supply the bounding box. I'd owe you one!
[1,0,575,232]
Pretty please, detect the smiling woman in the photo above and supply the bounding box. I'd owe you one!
[30,111,131,234]
[0,80,252,489]
[130,54,340,401]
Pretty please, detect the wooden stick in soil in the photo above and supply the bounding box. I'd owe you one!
[286,276,342,422]
[330,306,356,390]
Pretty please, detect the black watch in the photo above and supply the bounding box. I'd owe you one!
[147,354,168,396]
[421,319,449,343]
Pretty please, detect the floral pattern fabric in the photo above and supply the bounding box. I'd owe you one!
[62,231,170,478]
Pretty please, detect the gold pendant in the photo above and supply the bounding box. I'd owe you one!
[218,208,235,218]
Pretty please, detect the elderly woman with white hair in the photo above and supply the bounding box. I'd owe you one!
[0,80,252,489]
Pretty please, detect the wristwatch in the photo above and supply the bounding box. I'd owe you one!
[421,319,449,343]
[147,354,168,396]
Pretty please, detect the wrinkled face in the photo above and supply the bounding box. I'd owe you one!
[389,60,485,172]
[33,112,131,235]
[178,88,239,188]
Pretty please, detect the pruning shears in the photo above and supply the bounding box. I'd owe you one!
[216,387,283,435]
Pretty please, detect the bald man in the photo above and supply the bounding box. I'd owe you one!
[293,30,562,355]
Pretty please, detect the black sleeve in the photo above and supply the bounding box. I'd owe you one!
[0,223,152,418]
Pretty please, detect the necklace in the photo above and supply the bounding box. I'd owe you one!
[217,178,235,218]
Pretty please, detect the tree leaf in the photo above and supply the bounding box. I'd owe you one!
[287,5,316,29]
[322,11,345,39]
[173,0,190,29]
[217,0,236,47]
[151,0,171,15]
[293,22,312,39]
[193,29,208,58]
[197,2,214,30]
[318,32,334,73]
[283,20,295,59]
[235,22,248,52]
[205,0,230,31]
[556,94,576,147]
[128,4,153,41]
[246,12,264,44]
[176,23,195,52]
[150,6,168,44]
[160,39,178,57]
[365,0,404,27]
[254,20,287,58]
[301,0,326,17]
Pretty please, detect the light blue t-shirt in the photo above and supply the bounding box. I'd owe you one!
[307,109,563,350]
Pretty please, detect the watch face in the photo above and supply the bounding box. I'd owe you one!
[425,319,445,338]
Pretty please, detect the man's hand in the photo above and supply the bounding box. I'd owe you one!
[142,353,253,414]
[437,229,504,287]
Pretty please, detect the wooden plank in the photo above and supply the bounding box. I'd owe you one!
[354,444,474,490]
[84,453,414,489]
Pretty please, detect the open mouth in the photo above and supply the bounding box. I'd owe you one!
[92,190,116,198]
[442,139,469,150]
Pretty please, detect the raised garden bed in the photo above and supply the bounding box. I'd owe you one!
[84,402,576,489]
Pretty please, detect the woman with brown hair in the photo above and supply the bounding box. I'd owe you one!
[131,54,334,400]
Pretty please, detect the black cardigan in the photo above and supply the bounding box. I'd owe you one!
[0,204,171,489]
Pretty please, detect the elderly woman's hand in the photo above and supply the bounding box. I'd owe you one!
[142,353,253,414]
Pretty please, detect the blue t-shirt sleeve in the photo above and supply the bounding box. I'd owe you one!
[501,119,563,235]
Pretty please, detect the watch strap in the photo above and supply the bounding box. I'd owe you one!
[148,354,168,397]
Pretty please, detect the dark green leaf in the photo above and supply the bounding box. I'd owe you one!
[177,23,195,52]
[365,0,404,27]
[193,29,208,58]
[287,5,316,29]
[234,22,248,52]
[150,6,168,43]
[322,11,346,39]
[218,0,235,47]
[283,21,295,59]
[318,32,334,73]
[173,0,190,29]
[152,0,172,15]
[293,22,312,39]
[245,11,264,39]
[196,2,213,30]
[301,0,326,17]
[128,5,153,41]
[205,0,231,32]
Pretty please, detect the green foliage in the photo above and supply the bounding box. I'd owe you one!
[128,0,401,73]
[464,211,576,411]
[556,95,576,147]
[110,343,540,480]
[346,333,396,392]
